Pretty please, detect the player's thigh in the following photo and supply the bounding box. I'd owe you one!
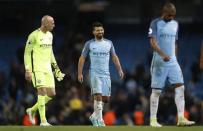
[168,64,184,85]
[90,75,102,95]
[32,72,46,88]
[45,72,55,96]
[151,66,168,89]
[101,77,111,97]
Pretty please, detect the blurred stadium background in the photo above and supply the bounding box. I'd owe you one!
[0,0,203,126]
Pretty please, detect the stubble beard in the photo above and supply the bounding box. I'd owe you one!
[96,34,103,40]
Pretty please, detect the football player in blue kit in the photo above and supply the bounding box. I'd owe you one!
[148,2,195,127]
[78,22,124,126]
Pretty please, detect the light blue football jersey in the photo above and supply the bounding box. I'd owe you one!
[81,38,116,77]
[148,18,179,66]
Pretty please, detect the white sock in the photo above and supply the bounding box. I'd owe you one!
[175,85,185,118]
[93,100,103,120]
[91,100,97,117]
[150,89,162,119]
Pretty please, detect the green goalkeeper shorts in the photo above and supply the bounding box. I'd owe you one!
[32,71,55,88]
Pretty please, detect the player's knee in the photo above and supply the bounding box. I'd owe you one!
[46,88,56,97]
[151,89,162,97]
[174,83,184,88]
[102,96,109,103]
[94,93,102,101]
[37,87,47,96]
[175,85,184,95]
[47,91,56,97]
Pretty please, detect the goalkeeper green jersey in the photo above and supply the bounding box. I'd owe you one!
[24,29,57,73]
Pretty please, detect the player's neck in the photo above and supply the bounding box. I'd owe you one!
[40,27,48,33]
[95,38,103,42]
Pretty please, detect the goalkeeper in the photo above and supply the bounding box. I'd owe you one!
[24,15,65,126]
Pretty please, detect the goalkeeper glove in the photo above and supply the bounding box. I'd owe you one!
[52,63,65,81]
[55,70,65,81]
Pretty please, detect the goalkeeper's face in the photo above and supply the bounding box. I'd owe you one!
[46,17,55,31]
[93,26,104,40]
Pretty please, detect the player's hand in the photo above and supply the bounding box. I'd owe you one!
[53,68,65,81]
[78,74,83,83]
[119,70,124,80]
[25,70,32,82]
[52,63,65,81]
[162,55,171,62]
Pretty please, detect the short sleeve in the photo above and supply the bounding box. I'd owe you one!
[81,41,90,57]
[110,41,116,56]
[148,19,157,38]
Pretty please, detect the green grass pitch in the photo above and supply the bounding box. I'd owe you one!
[0,126,202,131]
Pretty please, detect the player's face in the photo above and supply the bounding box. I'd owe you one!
[93,26,104,40]
[46,18,55,31]
[163,11,176,22]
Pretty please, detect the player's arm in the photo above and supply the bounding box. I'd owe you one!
[24,33,34,82]
[148,19,170,62]
[78,56,86,83]
[175,42,178,57]
[175,23,179,58]
[77,42,89,83]
[112,55,124,79]
[51,50,65,81]
[111,42,124,79]
[150,37,170,61]
[200,42,203,70]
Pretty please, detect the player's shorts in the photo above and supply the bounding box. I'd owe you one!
[151,63,184,89]
[90,74,111,96]
[32,71,55,88]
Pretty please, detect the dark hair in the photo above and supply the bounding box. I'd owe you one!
[162,2,176,13]
[92,22,103,31]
